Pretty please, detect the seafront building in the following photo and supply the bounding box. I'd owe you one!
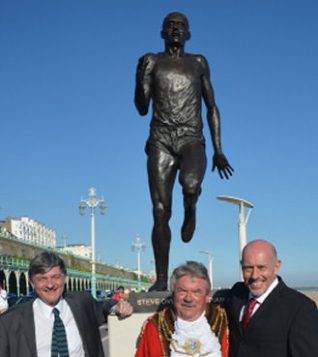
[0,216,151,295]
[58,244,92,259]
[1,216,56,248]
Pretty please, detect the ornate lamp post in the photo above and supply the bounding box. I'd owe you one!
[79,187,106,298]
[131,235,145,291]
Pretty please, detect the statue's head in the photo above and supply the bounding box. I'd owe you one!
[161,12,191,47]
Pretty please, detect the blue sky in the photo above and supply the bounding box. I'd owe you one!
[1,0,317,288]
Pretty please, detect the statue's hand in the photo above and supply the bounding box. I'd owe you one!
[212,152,234,180]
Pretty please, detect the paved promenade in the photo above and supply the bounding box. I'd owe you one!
[100,324,109,357]
[305,291,318,306]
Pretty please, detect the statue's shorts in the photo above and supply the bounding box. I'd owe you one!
[145,125,205,156]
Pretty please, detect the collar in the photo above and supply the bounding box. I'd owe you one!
[35,296,65,319]
[176,311,206,327]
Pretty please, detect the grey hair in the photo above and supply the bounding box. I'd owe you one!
[29,251,67,280]
[169,261,211,292]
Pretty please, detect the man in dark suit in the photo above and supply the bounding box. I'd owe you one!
[0,251,133,357]
[227,239,318,357]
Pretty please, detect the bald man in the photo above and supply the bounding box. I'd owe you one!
[227,239,318,357]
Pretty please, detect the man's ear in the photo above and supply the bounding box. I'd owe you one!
[275,259,282,274]
[186,31,191,41]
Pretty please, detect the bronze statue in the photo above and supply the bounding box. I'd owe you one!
[134,12,233,291]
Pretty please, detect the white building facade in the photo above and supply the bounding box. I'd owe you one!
[4,216,56,248]
[59,244,92,259]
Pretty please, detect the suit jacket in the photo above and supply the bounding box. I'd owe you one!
[226,278,318,357]
[0,291,116,357]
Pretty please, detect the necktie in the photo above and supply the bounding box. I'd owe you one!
[51,307,69,357]
[241,298,257,330]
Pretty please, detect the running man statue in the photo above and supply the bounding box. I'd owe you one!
[135,12,233,291]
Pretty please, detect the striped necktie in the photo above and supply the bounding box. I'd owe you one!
[51,307,69,357]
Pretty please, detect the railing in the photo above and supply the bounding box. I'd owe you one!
[0,231,150,290]
[0,255,29,270]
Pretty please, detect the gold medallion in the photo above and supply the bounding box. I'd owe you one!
[183,338,201,355]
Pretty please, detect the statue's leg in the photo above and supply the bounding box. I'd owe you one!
[147,146,177,291]
[179,141,207,243]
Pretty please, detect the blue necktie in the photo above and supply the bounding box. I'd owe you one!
[51,307,69,357]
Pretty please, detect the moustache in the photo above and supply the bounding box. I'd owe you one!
[181,301,196,308]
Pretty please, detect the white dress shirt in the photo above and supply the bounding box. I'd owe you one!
[33,297,85,357]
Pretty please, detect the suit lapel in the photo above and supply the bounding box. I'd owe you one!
[64,293,84,329]
[20,301,38,356]
[235,296,247,335]
[65,293,90,357]
[230,284,248,335]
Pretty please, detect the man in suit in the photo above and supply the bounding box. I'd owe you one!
[227,239,318,357]
[0,251,133,357]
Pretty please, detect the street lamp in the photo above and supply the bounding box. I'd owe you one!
[150,259,156,282]
[200,250,214,291]
[79,187,106,298]
[61,233,67,248]
[131,235,145,292]
[217,195,254,279]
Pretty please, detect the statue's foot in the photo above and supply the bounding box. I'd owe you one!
[181,208,196,243]
[148,279,168,291]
